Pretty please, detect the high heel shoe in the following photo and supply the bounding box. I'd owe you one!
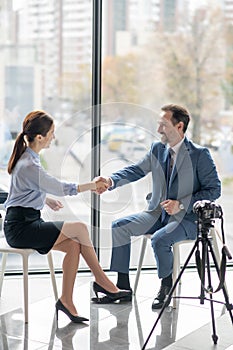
[55,299,89,323]
[92,282,132,303]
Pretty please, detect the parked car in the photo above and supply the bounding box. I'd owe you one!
[102,125,146,152]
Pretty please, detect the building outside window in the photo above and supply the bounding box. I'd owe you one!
[0,0,233,272]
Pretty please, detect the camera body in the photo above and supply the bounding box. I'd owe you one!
[193,200,222,221]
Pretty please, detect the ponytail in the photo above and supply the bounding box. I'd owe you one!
[7,110,53,174]
[8,133,27,174]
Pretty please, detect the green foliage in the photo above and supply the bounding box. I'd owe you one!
[102,54,140,104]
[159,8,224,143]
[40,155,47,170]
[222,176,233,186]
[222,24,233,107]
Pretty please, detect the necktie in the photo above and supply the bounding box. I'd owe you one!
[167,148,175,182]
[161,148,175,222]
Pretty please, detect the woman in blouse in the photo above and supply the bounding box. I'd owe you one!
[4,110,130,323]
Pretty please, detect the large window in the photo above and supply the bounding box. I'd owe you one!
[0,0,233,272]
[0,0,92,270]
[100,0,233,268]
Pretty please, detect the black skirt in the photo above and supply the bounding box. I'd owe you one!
[4,206,64,254]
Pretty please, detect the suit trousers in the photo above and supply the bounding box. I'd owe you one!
[110,210,197,279]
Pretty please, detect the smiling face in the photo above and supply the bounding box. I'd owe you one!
[157,110,184,147]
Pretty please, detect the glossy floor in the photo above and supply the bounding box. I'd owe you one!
[0,268,233,350]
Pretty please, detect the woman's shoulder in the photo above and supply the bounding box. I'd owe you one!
[15,150,39,173]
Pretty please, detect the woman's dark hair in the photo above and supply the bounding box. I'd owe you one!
[8,110,53,174]
[161,104,190,133]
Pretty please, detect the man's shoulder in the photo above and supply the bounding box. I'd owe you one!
[150,141,166,151]
[184,138,208,152]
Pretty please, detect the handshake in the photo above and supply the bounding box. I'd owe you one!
[92,176,112,194]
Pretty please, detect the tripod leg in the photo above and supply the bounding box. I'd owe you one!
[205,243,218,344]
[199,237,207,304]
[141,239,200,350]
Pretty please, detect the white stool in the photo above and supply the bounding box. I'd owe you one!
[0,238,58,323]
[0,207,58,323]
[133,228,221,308]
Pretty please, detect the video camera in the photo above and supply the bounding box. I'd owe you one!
[193,200,223,221]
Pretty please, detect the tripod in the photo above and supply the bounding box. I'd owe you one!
[142,218,233,350]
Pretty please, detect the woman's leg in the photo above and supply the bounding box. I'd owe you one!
[53,235,81,315]
[54,222,119,297]
[62,222,119,292]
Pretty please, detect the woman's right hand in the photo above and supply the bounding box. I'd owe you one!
[93,176,111,194]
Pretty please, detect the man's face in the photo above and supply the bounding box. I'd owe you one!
[157,110,183,146]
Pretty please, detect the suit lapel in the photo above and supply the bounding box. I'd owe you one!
[161,147,170,174]
[168,139,190,186]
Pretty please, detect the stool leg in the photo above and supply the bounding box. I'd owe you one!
[210,229,220,266]
[172,243,180,309]
[0,253,7,296]
[134,236,148,295]
[47,252,58,300]
[22,254,29,323]
[210,229,228,295]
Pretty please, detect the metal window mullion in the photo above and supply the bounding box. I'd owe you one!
[91,0,102,258]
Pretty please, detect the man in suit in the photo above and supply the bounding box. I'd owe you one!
[94,104,221,309]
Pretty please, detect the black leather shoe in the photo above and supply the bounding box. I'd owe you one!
[92,284,132,304]
[91,294,132,304]
[55,299,89,323]
[151,285,172,310]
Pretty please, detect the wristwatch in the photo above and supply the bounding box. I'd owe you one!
[179,202,185,210]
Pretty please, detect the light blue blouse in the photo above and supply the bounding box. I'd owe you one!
[5,147,78,210]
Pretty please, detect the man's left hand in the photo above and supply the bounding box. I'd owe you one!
[160,199,180,215]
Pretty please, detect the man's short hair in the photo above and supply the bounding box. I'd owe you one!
[161,104,190,133]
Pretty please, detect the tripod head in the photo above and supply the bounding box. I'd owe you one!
[196,217,215,237]
[193,200,223,237]
[193,200,232,259]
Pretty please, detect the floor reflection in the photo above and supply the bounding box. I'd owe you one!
[0,310,28,349]
[54,317,88,349]
[0,271,232,349]
[151,307,177,350]
[90,301,133,350]
[89,297,180,350]
[135,299,179,350]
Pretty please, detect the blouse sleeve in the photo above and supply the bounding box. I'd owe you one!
[18,161,78,196]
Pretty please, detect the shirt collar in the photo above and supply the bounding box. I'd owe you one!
[26,147,40,161]
[169,137,184,155]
